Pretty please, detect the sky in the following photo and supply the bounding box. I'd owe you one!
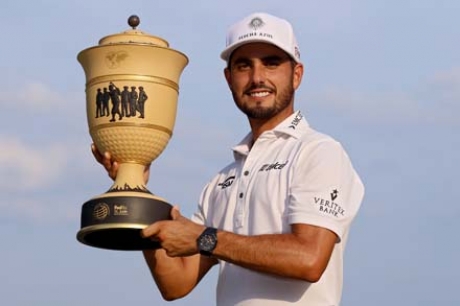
[1,0,459,305]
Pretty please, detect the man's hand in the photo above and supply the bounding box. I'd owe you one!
[141,206,205,257]
[91,144,151,183]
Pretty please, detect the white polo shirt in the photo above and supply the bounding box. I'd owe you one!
[192,111,364,306]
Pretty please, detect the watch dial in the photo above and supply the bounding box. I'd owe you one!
[201,234,215,251]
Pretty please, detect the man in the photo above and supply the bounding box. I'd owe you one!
[108,82,122,122]
[121,85,131,117]
[129,86,138,117]
[93,12,364,305]
[95,88,103,118]
[137,86,148,119]
[102,87,110,117]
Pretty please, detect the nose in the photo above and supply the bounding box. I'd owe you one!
[250,63,266,84]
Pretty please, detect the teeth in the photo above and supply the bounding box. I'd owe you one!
[250,91,270,97]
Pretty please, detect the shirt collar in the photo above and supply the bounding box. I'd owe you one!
[232,111,310,160]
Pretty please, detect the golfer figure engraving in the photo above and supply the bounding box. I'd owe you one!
[76,15,188,250]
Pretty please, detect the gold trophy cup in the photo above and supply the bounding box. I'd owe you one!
[76,15,188,250]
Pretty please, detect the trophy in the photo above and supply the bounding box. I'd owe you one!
[76,15,188,250]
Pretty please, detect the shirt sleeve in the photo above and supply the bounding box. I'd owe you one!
[190,182,211,226]
[287,139,364,241]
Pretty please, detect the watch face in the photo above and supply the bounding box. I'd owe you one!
[199,234,216,252]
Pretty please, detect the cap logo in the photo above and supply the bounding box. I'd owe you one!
[295,46,301,60]
[249,17,265,30]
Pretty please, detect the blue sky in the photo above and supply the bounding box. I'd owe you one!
[1,0,459,305]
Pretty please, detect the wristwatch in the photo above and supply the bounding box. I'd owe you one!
[197,227,218,256]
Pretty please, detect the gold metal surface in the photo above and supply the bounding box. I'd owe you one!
[77,15,188,250]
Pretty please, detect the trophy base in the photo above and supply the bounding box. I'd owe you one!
[77,193,172,251]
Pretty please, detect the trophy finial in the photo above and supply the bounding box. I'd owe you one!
[128,15,140,29]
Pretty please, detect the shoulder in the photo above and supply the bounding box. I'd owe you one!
[293,127,344,156]
[289,127,361,181]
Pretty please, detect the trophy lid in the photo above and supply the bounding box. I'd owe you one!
[97,15,169,47]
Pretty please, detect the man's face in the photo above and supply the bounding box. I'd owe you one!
[224,43,303,120]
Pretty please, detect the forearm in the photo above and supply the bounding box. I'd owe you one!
[212,225,335,282]
[142,249,199,300]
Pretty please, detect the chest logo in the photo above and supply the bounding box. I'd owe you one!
[217,176,235,189]
[259,161,288,172]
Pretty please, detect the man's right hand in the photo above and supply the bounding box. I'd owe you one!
[90,144,151,184]
[91,144,119,180]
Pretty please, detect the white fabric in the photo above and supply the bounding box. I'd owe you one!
[220,12,301,63]
[192,111,364,306]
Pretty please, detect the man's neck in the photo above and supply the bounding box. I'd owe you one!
[248,108,294,144]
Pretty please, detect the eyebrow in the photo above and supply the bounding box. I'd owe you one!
[262,55,291,62]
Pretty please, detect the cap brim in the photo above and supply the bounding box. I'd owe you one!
[220,39,299,63]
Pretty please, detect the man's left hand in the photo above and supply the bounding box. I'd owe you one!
[141,207,204,257]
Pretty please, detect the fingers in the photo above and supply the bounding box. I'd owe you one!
[143,163,151,185]
[101,151,118,180]
[171,206,181,220]
[91,143,149,183]
[91,143,118,180]
[107,161,119,181]
[141,222,161,239]
[91,143,103,163]
[140,207,181,241]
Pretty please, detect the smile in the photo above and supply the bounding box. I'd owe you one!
[249,91,271,97]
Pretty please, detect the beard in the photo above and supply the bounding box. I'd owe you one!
[232,81,295,120]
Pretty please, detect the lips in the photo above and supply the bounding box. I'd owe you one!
[249,91,270,97]
[245,85,274,98]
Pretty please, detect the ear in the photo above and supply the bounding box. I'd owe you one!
[224,67,232,89]
[293,63,304,90]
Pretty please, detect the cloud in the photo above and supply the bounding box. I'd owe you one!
[1,195,79,224]
[308,88,418,122]
[0,80,82,112]
[0,135,68,191]
[20,82,62,109]
[0,134,99,223]
[305,67,460,127]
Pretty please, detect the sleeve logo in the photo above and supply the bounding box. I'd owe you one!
[313,189,345,218]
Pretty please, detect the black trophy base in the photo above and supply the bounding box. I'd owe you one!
[77,195,172,251]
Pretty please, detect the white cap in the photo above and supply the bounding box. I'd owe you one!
[220,12,301,63]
